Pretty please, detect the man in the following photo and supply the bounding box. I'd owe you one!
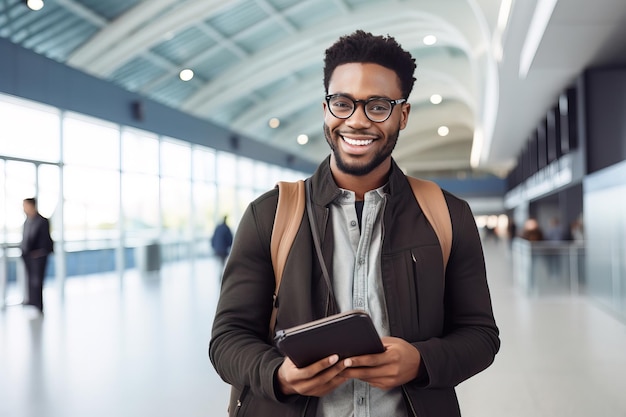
[211,215,233,269]
[210,30,500,417]
[21,198,54,315]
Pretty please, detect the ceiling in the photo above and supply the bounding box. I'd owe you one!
[2,0,626,179]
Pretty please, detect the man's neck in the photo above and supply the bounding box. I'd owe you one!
[330,158,391,201]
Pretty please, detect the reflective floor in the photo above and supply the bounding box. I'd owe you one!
[1,239,626,417]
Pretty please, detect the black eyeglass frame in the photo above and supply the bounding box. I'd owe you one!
[325,94,407,123]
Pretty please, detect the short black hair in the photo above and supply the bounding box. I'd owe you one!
[323,30,417,99]
[24,197,37,207]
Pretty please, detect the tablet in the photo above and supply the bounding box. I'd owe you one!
[274,309,385,368]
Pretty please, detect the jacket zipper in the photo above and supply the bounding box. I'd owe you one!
[401,385,419,417]
[380,194,388,243]
[321,205,333,315]
[300,397,311,417]
[233,386,249,416]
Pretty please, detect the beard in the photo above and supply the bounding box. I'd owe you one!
[324,123,399,176]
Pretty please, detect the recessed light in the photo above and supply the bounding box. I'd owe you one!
[297,134,308,145]
[423,35,437,46]
[430,94,442,104]
[269,118,280,128]
[26,0,44,11]
[438,126,449,137]
[179,69,194,81]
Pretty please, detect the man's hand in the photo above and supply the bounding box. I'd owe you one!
[277,354,349,397]
[338,336,422,390]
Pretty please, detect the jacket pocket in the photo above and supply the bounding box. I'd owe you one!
[229,386,249,417]
[383,249,421,337]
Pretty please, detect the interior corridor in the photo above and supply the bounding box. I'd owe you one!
[1,238,625,417]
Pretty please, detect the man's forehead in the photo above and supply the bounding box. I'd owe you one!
[328,63,402,95]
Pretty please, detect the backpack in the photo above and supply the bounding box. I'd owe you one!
[269,177,452,335]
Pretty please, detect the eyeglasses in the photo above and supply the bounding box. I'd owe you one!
[325,94,406,123]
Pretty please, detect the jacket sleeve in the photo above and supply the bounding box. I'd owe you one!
[209,192,286,401]
[414,196,500,388]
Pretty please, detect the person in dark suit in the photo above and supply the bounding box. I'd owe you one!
[20,198,54,315]
[211,215,233,269]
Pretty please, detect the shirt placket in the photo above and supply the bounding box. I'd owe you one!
[353,191,381,417]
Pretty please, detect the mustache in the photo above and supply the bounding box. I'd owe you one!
[324,124,377,138]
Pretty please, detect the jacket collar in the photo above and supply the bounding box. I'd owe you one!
[309,156,411,207]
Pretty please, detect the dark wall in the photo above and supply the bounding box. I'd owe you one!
[0,38,316,174]
[585,68,626,174]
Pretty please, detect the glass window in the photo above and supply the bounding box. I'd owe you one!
[268,165,286,185]
[235,187,256,227]
[38,164,60,238]
[63,165,120,242]
[216,185,236,229]
[122,128,159,175]
[285,169,307,182]
[161,138,191,179]
[4,161,36,244]
[0,95,61,162]
[122,172,160,244]
[192,182,217,236]
[216,151,237,187]
[253,161,271,192]
[161,177,191,240]
[237,157,255,187]
[63,114,120,169]
[192,147,216,182]
[0,160,4,244]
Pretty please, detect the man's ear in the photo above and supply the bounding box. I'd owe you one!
[400,102,411,130]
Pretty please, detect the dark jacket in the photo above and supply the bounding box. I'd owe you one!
[21,213,54,258]
[212,222,233,257]
[210,157,500,417]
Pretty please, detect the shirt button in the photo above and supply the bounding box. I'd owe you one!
[350,220,357,227]
[358,397,365,405]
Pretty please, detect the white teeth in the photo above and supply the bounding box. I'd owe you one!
[343,136,373,146]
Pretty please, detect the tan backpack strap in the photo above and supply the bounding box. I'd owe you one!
[269,180,305,336]
[407,176,452,272]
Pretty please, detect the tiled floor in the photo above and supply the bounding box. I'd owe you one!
[1,239,626,417]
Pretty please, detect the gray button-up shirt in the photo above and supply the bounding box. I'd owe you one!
[316,186,405,417]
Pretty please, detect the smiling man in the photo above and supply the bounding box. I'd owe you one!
[210,30,500,417]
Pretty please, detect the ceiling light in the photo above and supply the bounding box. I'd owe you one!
[470,127,484,168]
[437,126,449,137]
[297,134,308,145]
[423,35,437,46]
[269,118,280,128]
[430,94,443,104]
[179,69,194,81]
[25,0,44,10]
[519,0,558,78]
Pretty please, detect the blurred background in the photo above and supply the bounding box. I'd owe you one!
[2,0,626,416]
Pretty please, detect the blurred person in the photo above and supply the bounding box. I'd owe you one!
[521,218,543,241]
[569,216,584,241]
[20,198,54,315]
[211,215,233,269]
[210,30,499,417]
[544,217,564,241]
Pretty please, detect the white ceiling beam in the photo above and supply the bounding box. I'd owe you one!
[68,0,178,67]
[76,1,237,77]
[182,10,472,114]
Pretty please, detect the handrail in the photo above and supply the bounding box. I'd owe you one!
[511,238,585,295]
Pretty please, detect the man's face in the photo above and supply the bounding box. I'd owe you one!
[23,201,34,217]
[323,63,410,176]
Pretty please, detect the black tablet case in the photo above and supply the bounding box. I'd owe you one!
[274,310,385,368]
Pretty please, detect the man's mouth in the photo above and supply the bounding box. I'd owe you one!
[342,136,374,146]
